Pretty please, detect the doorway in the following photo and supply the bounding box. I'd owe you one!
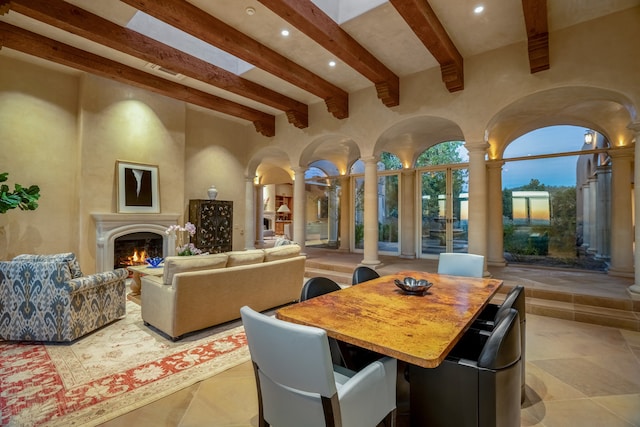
[419,166,469,257]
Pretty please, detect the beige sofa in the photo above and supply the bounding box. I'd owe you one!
[140,245,306,340]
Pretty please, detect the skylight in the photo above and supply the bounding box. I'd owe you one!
[311,0,386,24]
[126,1,384,77]
[126,11,253,76]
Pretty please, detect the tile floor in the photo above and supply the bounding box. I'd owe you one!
[100,249,640,426]
[99,313,640,426]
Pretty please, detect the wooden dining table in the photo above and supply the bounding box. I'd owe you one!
[276,270,502,368]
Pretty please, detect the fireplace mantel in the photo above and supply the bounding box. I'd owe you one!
[92,213,180,272]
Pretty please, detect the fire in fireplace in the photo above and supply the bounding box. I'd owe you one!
[113,232,163,269]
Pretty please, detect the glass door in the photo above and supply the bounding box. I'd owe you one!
[419,167,469,256]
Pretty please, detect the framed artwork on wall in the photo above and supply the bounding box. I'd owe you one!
[116,160,160,213]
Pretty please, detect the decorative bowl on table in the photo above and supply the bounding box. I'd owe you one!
[145,257,164,268]
[394,276,433,296]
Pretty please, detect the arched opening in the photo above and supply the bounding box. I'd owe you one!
[352,152,401,254]
[501,125,610,270]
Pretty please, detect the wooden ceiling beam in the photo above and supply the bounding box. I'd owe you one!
[258,0,399,107]
[6,0,308,129]
[389,0,464,92]
[119,0,349,120]
[522,0,549,73]
[0,21,276,137]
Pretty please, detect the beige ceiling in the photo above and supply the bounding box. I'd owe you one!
[1,0,638,174]
[2,0,637,117]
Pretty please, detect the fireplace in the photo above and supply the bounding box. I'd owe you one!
[92,213,180,272]
[113,232,163,269]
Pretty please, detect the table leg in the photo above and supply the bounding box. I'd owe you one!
[130,271,142,295]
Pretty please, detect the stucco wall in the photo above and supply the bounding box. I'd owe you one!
[0,57,252,272]
[0,57,79,261]
[184,106,252,249]
[77,75,187,273]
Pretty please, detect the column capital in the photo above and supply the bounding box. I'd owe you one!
[486,159,505,170]
[401,168,416,176]
[291,166,306,177]
[361,155,379,165]
[464,141,489,154]
[627,120,640,134]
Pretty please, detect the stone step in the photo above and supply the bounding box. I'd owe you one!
[305,259,355,275]
[304,267,353,287]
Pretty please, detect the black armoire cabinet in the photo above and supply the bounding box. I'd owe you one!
[188,199,233,253]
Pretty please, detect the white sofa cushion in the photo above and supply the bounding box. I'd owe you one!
[264,244,301,262]
[162,254,229,285]
[226,249,265,267]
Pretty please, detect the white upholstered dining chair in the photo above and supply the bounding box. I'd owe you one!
[240,305,397,427]
[437,252,485,278]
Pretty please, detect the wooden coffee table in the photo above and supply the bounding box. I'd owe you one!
[126,264,164,295]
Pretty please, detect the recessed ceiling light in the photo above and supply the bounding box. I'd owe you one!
[281,29,289,36]
[245,7,255,16]
[328,60,336,67]
[474,5,484,14]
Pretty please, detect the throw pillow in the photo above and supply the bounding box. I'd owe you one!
[226,249,265,267]
[264,244,301,262]
[274,237,294,247]
[162,253,229,285]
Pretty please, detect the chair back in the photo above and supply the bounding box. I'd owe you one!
[493,285,527,403]
[478,308,521,370]
[437,253,484,278]
[351,266,380,285]
[494,285,525,324]
[301,277,341,301]
[240,306,339,427]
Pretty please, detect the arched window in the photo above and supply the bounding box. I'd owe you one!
[416,141,467,167]
[501,125,609,270]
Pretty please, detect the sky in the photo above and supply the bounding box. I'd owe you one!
[501,126,588,189]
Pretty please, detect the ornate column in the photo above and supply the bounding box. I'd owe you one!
[487,160,506,266]
[362,156,381,266]
[244,175,256,250]
[581,182,591,250]
[292,167,307,254]
[254,181,264,248]
[327,181,339,248]
[465,142,489,272]
[339,175,351,251]
[400,169,416,258]
[595,164,611,259]
[629,121,640,296]
[587,177,598,254]
[608,147,634,277]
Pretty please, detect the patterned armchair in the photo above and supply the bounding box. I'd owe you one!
[0,253,127,342]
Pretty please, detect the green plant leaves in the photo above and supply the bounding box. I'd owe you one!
[0,172,41,213]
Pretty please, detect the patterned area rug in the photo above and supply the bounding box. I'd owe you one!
[0,301,249,426]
